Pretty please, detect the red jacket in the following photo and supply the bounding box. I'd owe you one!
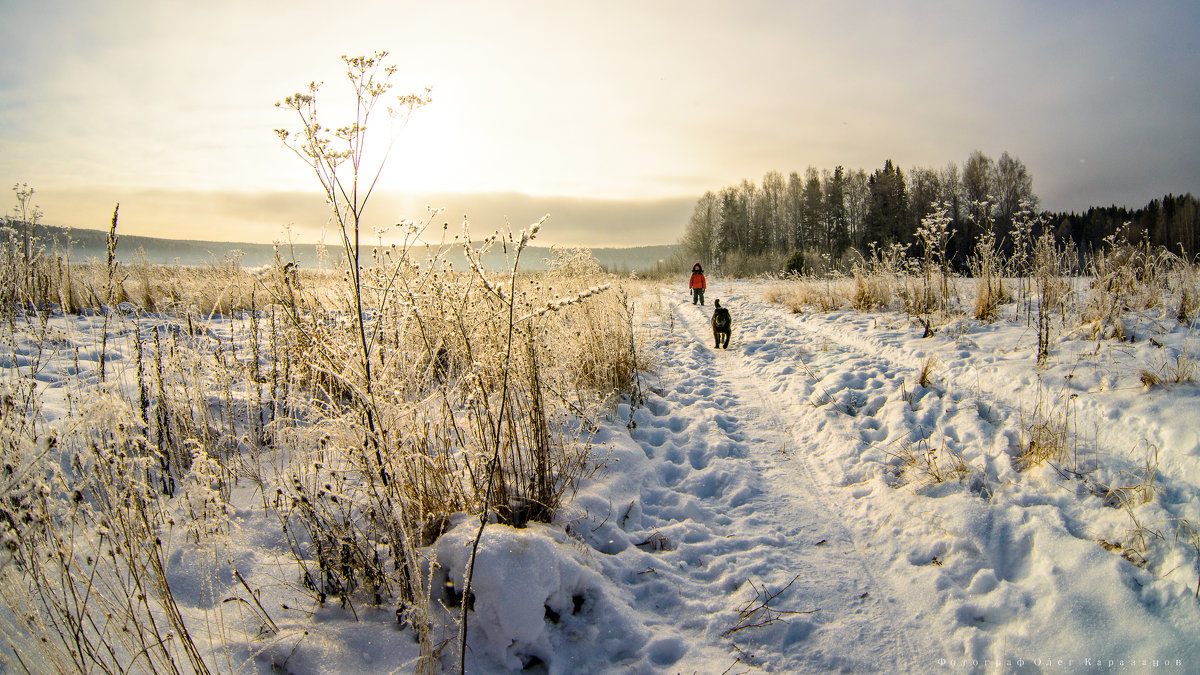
[689,272,706,290]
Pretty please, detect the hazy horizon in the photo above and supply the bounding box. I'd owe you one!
[24,187,695,248]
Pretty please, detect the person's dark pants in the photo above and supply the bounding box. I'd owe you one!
[693,289,704,305]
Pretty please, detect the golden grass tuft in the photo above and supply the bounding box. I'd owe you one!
[1017,404,1070,470]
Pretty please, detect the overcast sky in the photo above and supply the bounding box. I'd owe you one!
[2,1,1198,246]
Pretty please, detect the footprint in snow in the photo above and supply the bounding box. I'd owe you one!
[644,637,686,666]
[859,418,887,444]
[634,427,668,448]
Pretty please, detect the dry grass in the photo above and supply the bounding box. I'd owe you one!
[768,276,846,313]
[970,224,1007,322]
[1083,226,1178,327]
[720,574,815,638]
[972,277,1009,322]
[1140,352,1195,388]
[851,269,893,311]
[916,356,937,388]
[762,283,788,306]
[1179,286,1199,324]
[887,433,971,486]
[1112,441,1160,506]
[0,222,646,672]
[1017,402,1071,470]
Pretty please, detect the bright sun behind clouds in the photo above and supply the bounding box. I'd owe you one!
[2,1,1199,244]
[379,101,487,196]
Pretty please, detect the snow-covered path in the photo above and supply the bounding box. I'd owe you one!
[652,292,937,671]
[565,289,942,672]
[563,282,1200,673]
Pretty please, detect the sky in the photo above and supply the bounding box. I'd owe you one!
[2,1,1199,247]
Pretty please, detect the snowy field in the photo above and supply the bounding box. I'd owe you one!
[3,275,1200,674]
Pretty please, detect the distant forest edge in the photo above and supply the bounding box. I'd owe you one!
[9,223,680,275]
[680,150,1200,275]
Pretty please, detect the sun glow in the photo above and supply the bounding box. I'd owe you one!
[372,106,476,194]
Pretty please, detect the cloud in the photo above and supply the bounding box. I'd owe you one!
[4,0,1199,231]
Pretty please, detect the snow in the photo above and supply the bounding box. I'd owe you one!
[4,278,1200,673]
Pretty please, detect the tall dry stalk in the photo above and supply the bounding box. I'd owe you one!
[968,198,1006,321]
[915,201,954,317]
[99,203,124,382]
[276,51,431,609]
[1033,232,1073,364]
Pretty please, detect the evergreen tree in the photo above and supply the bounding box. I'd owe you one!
[824,166,849,254]
[802,167,823,251]
[863,160,909,247]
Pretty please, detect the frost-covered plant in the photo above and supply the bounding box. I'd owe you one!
[273,53,636,670]
[544,245,604,279]
[1083,223,1176,331]
[1033,232,1073,364]
[1009,199,1039,321]
[98,204,127,382]
[915,201,954,315]
[0,382,43,574]
[276,53,434,631]
[0,387,208,673]
[0,53,645,675]
[1,183,56,318]
[11,183,41,267]
[172,441,234,544]
[968,198,1007,321]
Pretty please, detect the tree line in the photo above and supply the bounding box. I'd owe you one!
[1046,193,1200,263]
[680,150,1200,274]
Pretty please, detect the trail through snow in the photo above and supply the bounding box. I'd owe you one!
[558,282,1200,673]
[618,289,939,671]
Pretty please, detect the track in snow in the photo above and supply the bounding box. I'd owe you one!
[602,283,1200,673]
[605,290,943,672]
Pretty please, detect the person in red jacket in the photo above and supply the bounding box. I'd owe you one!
[689,263,707,305]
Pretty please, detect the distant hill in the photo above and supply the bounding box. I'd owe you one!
[15,222,680,274]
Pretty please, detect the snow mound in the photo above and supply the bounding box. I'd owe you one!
[437,521,647,672]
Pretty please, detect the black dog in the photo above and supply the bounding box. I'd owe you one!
[711,300,732,349]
